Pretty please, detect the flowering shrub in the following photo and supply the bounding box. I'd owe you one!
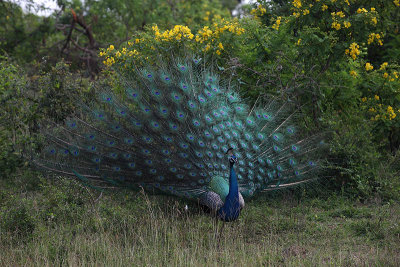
[98,17,245,68]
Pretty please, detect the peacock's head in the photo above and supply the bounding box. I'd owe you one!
[226,147,237,166]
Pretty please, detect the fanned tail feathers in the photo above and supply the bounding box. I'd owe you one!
[33,57,324,199]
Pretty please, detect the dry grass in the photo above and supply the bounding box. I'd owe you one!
[1,177,399,266]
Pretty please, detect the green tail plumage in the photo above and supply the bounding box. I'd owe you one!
[33,56,324,203]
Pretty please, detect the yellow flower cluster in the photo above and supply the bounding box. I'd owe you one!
[127,39,140,46]
[367,33,383,46]
[349,70,357,77]
[196,26,213,43]
[331,11,347,30]
[250,4,267,17]
[195,19,244,45]
[332,11,345,18]
[98,45,119,67]
[99,41,144,67]
[332,22,341,30]
[293,0,302,9]
[345,43,360,60]
[216,42,224,55]
[365,63,374,71]
[383,71,399,82]
[194,20,243,54]
[203,11,211,22]
[322,4,328,11]
[395,0,400,7]
[371,17,377,25]
[128,49,139,57]
[364,95,399,122]
[103,56,115,67]
[272,17,282,30]
[153,25,194,42]
[357,8,368,14]
[343,21,351,28]
[387,106,397,120]
[380,62,388,70]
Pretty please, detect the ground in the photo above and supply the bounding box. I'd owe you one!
[0,175,399,266]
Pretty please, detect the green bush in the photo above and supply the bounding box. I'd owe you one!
[1,200,36,239]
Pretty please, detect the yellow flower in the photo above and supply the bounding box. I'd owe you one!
[374,95,379,100]
[345,0,350,5]
[216,50,221,55]
[361,97,367,102]
[394,0,399,7]
[371,7,376,12]
[350,70,358,77]
[218,42,224,50]
[322,4,328,11]
[365,63,374,71]
[115,51,121,58]
[128,49,139,57]
[346,43,360,60]
[104,56,115,67]
[332,22,341,30]
[251,5,266,17]
[371,17,377,25]
[357,8,368,14]
[293,12,300,18]
[108,45,114,51]
[383,72,389,78]
[303,9,310,15]
[380,62,388,70]
[343,21,351,28]
[272,17,282,30]
[367,33,383,46]
[297,39,301,45]
[387,106,396,120]
[135,38,140,43]
[293,0,302,9]
[334,11,345,18]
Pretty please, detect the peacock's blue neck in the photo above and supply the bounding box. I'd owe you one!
[228,165,239,198]
[217,159,241,222]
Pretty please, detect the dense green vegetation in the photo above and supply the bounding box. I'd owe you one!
[1,0,400,265]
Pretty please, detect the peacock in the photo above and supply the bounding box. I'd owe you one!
[33,57,323,222]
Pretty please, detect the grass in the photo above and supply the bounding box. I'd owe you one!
[1,174,399,266]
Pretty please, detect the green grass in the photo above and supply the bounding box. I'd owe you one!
[1,174,399,266]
